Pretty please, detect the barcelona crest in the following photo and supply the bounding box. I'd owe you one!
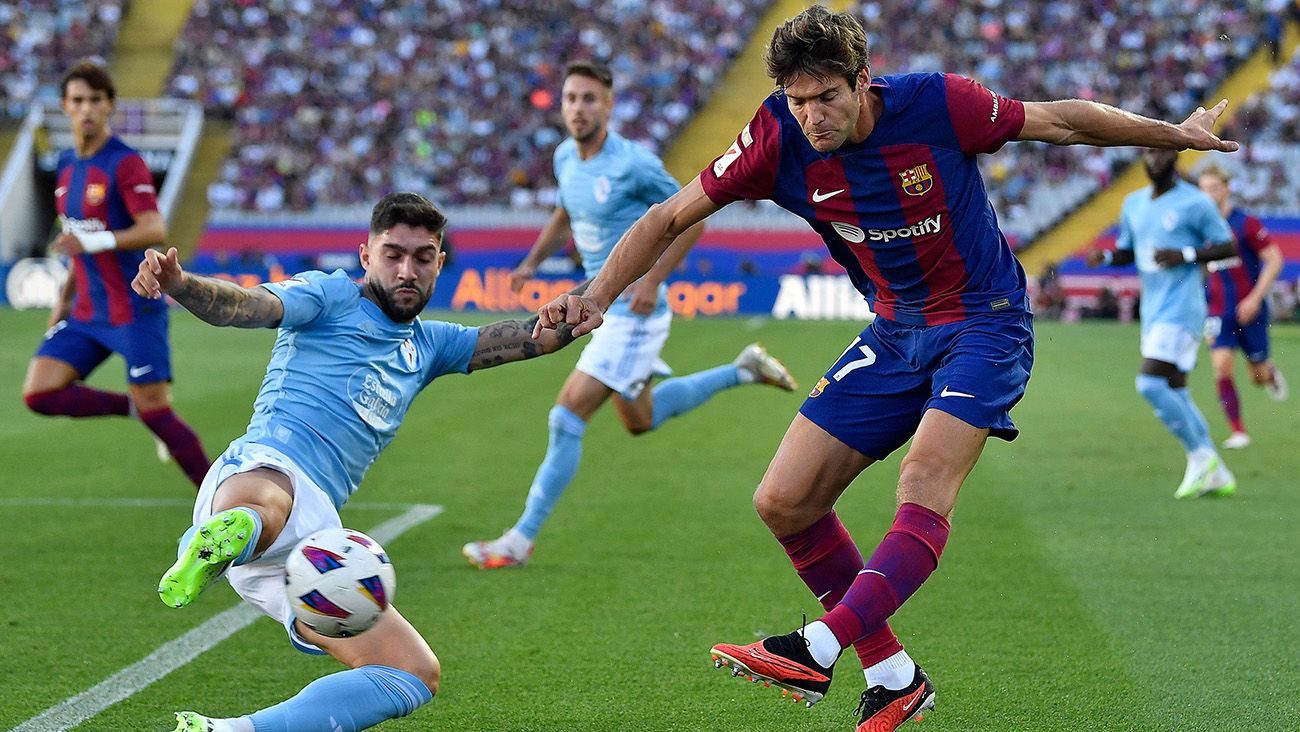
[899,164,933,197]
[85,183,107,206]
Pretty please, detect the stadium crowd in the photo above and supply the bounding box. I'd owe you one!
[1214,42,1300,214]
[0,0,125,121]
[1,1,1292,244]
[850,0,1268,241]
[166,0,770,212]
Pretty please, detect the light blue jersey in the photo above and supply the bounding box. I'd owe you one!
[554,131,680,316]
[231,270,478,508]
[1117,178,1233,334]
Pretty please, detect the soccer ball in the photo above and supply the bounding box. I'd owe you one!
[284,528,396,638]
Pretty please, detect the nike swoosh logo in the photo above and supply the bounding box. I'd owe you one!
[129,365,154,378]
[812,188,845,202]
[902,688,924,712]
[858,568,885,577]
[816,590,832,601]
[940,386,975,398]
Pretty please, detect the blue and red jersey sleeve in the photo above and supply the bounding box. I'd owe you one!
[699,103,781,205]
[942,74,1025,156]
[1241,216,1272,255]
[113,152,159,220]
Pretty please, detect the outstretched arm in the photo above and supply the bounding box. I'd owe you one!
[1020,99,1239,152]
[467,315,580,371]
[132,247,284,328]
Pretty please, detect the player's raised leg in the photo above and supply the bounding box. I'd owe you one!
[159,468,292,607]
[175,607,438,732]
[22,355,129,417]
[643,343,796,431]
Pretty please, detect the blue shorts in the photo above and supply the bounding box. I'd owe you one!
[1206,311,1270,363]
[35,314,172,384]
[799,314,1034,460]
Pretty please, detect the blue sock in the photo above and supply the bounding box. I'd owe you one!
[1135,374,1201,452]
[650,365,741,430]
[513,405,586,541]
[1172,387,1214,451]
[249,665,432,732]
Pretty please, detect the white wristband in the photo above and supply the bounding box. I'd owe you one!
[73,230,117,253]
[1100,250,1114,266]
[1181,246,1197,264]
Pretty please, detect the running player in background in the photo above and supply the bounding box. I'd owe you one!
[20,60,210,489]
[1197,165,1287,449]
[1091,150,1239,498]
[133,193,583,732]
[461,60,797,570]
[537,7,1238,730]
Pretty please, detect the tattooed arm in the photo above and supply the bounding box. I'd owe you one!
[467,316,579,371]
[467,280,588,371]
[132,246,284,328]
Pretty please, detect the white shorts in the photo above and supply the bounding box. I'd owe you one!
[575,309,673,400]
[1141,322,1201,373]
[194,442,341,653]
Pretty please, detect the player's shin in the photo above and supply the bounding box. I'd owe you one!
[245,665,433,732]
[138,406,211,488]
[649,364,740,430]
[821,503,950,648]
[777,511,903,669]
[514,405,586,540]
[24,384,130,417]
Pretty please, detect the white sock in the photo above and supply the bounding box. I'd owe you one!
[802,621,842,668]
[864,649,916,691]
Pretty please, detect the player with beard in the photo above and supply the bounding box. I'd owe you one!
[131,193,583,732]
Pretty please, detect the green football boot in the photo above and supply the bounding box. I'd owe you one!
[159,508,258,608]
[173,711,214,731]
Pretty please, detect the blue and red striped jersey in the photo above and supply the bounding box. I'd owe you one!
[700,72,1028,326]
[55,135,160,325]
[1205,209,1272,317]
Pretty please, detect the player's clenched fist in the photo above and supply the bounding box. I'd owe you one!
[132,246,185,299]
[533,293,604,339]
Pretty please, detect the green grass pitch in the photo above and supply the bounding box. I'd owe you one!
[1,308,1297,730]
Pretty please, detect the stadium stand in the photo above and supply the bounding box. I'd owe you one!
[1214,43,1300,214]
[157,0,1274,250]
[0,0,127,121]
[848,0,1269,243]
[164,0,772,212]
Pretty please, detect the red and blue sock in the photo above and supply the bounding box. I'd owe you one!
[822,503,950,648]
[779,510,903,668]
[24,385,130,417]
[139,406,211,488]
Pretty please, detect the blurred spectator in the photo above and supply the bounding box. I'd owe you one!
[165,0,769,211]
[0,1,126,121]
[847,0,1267,242]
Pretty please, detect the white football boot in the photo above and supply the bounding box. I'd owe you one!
[734,343,798,391]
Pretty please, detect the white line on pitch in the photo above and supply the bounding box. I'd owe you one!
[9,503,443,732]
[0,497,432,510]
